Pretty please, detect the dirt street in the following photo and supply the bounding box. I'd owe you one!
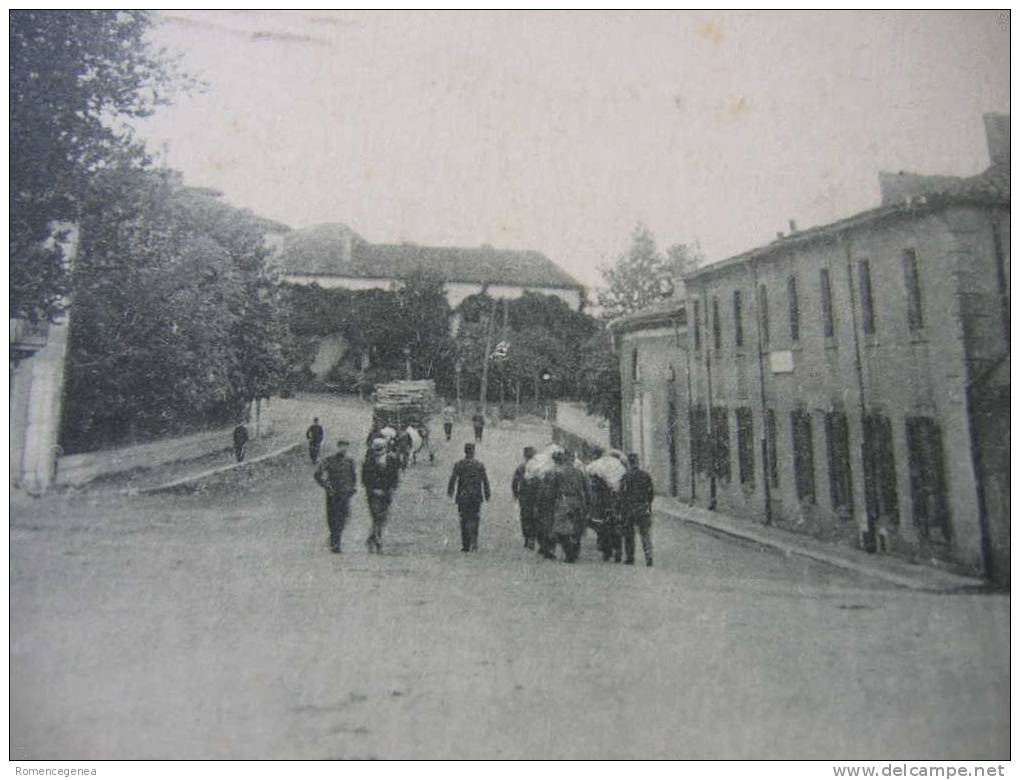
[10,398,1009,759]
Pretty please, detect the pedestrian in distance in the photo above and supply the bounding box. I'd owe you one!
[361,437,401,553]
[447,442,491,552]
[539,448,591,563]
[313,438,357,553]
[306,417,325,464]
[511,446,539,549]
[620,453,655,566]
[442,404,456,441]
[232,420,249,463]
[471,408,485,443]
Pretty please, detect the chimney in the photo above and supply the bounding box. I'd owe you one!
[776,231,785,240]
[983,113,1010,167]
[789,219,798,233]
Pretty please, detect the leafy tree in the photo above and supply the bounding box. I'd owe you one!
[579,330,623,446]
[10,10,195,322]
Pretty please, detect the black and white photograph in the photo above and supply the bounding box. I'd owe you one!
[8,9,1011,765]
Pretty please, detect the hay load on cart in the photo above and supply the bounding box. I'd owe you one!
[371,380,438,466]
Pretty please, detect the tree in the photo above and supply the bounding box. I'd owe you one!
[579,330,623,447]
[596,223,703,322]
[10,10,195,322]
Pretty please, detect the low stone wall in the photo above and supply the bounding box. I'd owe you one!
[554,402,610,448]
[55,429,235,487]
[550,423,605,462]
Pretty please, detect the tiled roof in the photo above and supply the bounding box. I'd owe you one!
[275,223,582,290]
[609,297,686,333]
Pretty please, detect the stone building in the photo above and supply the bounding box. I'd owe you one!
[612,114,1009,583]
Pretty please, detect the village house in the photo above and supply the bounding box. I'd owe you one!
[612,114,1009,584]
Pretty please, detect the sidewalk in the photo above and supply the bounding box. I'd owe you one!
[654,496,988,593]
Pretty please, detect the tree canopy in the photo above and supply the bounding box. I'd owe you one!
[10,10,194,322]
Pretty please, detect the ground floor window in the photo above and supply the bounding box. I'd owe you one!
[710,405,731,482]
[825,411,853,514]
[736,407,755,486]
[690,404,708,474]
[863,413,899,525]
[765,409,779,488]
[791,410,816,503]
[905,416,951,541]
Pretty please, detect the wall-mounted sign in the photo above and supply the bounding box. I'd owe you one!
[770,350,794,374]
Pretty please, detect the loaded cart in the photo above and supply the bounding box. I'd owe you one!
[371,380,439,466]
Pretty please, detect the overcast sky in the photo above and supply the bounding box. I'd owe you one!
[135,10,1010,288]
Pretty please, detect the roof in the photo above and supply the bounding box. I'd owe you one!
[609,297,686,334]
[687,162,1009,283]
[275,223,582,290]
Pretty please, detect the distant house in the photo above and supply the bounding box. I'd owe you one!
[271,223,585,311]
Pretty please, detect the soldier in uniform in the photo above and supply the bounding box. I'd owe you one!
[232,420,249,463]
[447,443,491,551]
[306,417,325,464]
[442,404,456,441]
[620,453,655,566]
[511,446,538,549]
[471,408,485,443]
[313,438,357,553]
[540,449,591,562]
[361,437,401,553]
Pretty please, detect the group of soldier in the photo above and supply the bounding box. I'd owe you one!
[306,415,655,567]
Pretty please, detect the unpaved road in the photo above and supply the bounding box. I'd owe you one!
[10,398,1010,758]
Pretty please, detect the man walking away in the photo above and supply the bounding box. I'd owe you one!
[471,408,485,443]
[442,404,456,441]
[232,420,249,463]
[314,438,357,553]
[447,443,491,551]
[542,449,591,562]
[511,446,539,549]
[362,437,401,553]
[620,453,655,566]
[306,417,325,464]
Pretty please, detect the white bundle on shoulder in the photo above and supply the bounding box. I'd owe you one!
[380,426,397,440]
[524,444,563,480]
[585,452,628,492]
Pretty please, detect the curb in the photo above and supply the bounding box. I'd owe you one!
[134,441,303,494]
[655,499,987,593]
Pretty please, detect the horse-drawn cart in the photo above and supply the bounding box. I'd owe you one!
[371,380,438,466]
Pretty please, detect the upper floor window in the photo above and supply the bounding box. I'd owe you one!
[631,348,640,382]
[712,296,722,351]
[903,249,924,331]
[692,299,701,351]
[858,259,876,335]
[820,268,835,338]
[758,284,770,347]
[733,289,744,348]
[787,276,800,342]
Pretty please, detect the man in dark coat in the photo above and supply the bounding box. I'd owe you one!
[306,417,325,464]
[511,446,539,549]
[620,452,655,566]
[471,408,485,443]
[447,443,491,551]
[540,449,591,563]
[232,421,249,463]
[313,438,357,553]
[361,437,401,553]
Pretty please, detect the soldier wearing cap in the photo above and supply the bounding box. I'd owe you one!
[511,446,539,549]
[361,437,401,553]
[313,438,357,553]
[540,448,591,562]
[306,417,325,464]
[619,452,655,566]
[447,442,491,551]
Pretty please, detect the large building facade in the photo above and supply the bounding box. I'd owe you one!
[613,114,1009,583]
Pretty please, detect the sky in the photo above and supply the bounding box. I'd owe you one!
[135,10,1010,289]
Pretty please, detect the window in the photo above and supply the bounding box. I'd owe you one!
[825,411,853,513]
[906,416,950,540]
[736,407,755,486]
[692,299,701,351]
[758,284,770,347]
[710,405,731,482]
[689,405,709,474]
[903,249,924,331]
[863,414,899,525]
[765,409,779,488]
[858,259,876,335]
[791,410,815,503]
[712,296,722,351]
[733,290,744,348]
[820,268,835,338]
[787,276,800,342]
[631,348,639,382]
